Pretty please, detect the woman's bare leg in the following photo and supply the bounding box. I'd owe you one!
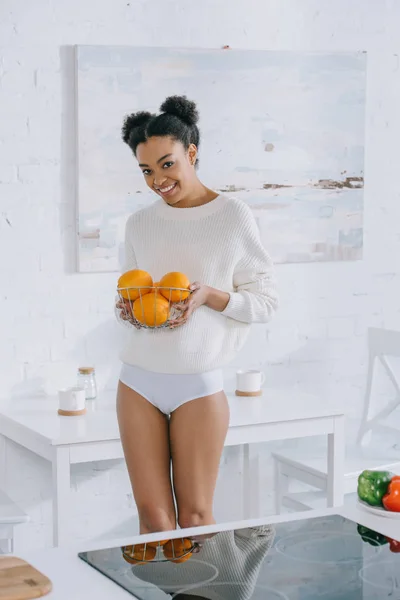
[116,381,176,534]
[169,392,229,529]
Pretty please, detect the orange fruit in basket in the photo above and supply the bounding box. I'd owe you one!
[118,269,153,301]
[133,292,170,327]
[163,538,193,563]
[159,272,190,303]
[122,543,156,565]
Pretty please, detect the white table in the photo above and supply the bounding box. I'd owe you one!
[14,501,400,600]
[0,488,29,553]
[0,389,345,547]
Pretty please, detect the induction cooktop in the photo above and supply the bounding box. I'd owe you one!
[78,514,400,599]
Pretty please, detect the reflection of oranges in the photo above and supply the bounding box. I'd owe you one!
[118,269,153,301]
[159,272,190,303]
[147,539,168,548]
[163,538,193,563]
[133,292,170,327]
[122,544,156,565]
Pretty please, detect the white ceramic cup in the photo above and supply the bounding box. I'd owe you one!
[58,386,86,413]
[236,369,265,393]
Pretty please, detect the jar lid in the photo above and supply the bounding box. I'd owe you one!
[78,367,95,374]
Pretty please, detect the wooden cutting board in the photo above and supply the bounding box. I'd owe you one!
[0,557,52,600]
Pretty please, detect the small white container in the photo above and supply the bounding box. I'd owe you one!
[77,367,97,400]
[58,387,86,416]
[235,369,265,397]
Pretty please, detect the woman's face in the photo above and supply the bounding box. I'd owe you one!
[136,136,197,206]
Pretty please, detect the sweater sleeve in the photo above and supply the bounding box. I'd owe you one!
[122,214,138,272]
[221,205,279,324]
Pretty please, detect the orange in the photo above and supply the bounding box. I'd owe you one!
[122,544,156,565]
[163,538,193,563]
[159,272,190,303]
[117,269,153,301]
[133,292,170,327]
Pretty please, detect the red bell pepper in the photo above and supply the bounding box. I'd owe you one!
[382,475,400,512]
[385,537,400,553]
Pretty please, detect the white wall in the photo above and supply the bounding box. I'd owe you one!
[1,0,400,550]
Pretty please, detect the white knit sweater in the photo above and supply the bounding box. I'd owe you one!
[118,195,278,374]
[130,525,276,600]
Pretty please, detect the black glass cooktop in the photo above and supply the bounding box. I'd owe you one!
[78,514,400,599]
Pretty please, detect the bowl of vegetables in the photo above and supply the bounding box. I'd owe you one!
[357,470,400,518]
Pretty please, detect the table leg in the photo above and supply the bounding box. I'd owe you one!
[273,459,289,515]
[0,434,6,485]
[250,452,260,518]
[327,415,345,507]
[0,525,12,554]
[243,444,251,519]
[52,447,71,547]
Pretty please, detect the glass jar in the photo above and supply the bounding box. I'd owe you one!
[77,367,97,400]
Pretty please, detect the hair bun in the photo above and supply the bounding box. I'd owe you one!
[121,111,152,144]
[160,96,199,126]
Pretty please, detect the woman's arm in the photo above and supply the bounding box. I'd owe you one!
[220,263,278,324]
[170,206,278,328]
[205,287,231,312]
[219,207,278,324]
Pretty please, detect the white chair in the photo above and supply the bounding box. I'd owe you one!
[0,488,29,553]
[272,327,400,513]
[357,327,400,445]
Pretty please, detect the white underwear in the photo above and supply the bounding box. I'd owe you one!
[119,363,224,415]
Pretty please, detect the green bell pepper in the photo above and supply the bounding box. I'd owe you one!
[357,524,389,547]
[357,470,393,507]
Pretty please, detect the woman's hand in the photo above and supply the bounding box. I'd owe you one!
[169,282,230,328]
[115,298,142,329]
[169,282,210,329]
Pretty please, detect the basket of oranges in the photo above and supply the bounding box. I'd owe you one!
[117,269,191,329]
[121,538,196,565]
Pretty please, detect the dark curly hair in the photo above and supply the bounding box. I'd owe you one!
[121,95,201,166]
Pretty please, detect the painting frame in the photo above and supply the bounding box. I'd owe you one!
[74,45,367,273]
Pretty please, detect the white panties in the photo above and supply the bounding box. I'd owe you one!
[119,363,224,415]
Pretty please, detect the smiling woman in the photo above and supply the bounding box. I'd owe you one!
[115,95,278,538]
[121,96,202,207]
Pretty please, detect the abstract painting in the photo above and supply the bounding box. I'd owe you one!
[75,46,366,272]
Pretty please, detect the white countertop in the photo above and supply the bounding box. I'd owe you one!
[0,388,345,446]
[14,501,400,599]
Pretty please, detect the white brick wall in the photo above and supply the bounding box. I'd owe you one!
[1,0,400,551]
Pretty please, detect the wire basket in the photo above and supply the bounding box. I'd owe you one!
[116,286,192,330]
[121,538,197,564]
